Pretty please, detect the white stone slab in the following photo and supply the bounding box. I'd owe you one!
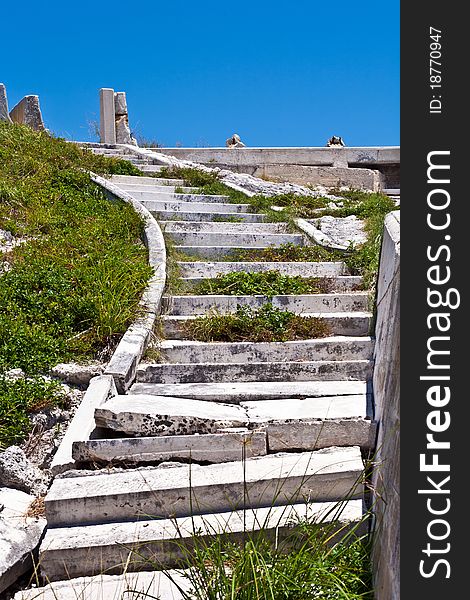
[95,394,249,436]
[45,447,364,526]
[72,430,267,464]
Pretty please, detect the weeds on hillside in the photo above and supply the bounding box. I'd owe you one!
[0,122,153,447]
[193,271,333,297]
[181,303,330,342]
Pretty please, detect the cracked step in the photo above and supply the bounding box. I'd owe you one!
[144,200,253,213]
[129,380,368,403]
[135,191,230,203]
[155,210,266,222]
[72,430,268,464]
[159,220,289,233]
[39,500,366,581]
[154,337,374,363]
[44,446,365,527]
[162,293,370,316]
[109,174,184,186]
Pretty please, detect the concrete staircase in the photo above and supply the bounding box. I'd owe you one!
[37,146,377,589]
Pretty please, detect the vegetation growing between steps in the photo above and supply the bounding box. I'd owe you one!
[141,501,372,600]
[193,271,334,296]
[0,123,153,448]
[182,303,331,342]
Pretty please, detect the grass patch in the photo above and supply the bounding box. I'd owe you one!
[0,122,154,446]
[182,303,330,342]
[193,271,333,296]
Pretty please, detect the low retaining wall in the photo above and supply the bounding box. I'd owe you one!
[147,146,400,190]
[371,211,400,600]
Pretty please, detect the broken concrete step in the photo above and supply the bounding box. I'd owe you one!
[39,500,365,581]
[45,446,364,527]
[176,244,311,259]
[94,395,249,436]
[134,359,373,384]
[129,379,368,403]
[159,220,288,233]
[133,191,230,203]
[73,430,267,464]
[155,336,374,364]
[241,396,375,450]
[145,199,252,213]
[162,293,369,316]
[15,570,192,599]
[177,260,349,278]
[109,174,183,185]
[161,312,372,339]
[156,210,266,223]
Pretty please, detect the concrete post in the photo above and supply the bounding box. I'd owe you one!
[9,96,45,131]
[0,83,12,123]
[99,88,116,144]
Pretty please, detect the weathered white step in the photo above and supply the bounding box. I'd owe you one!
[94,395,249,435]
[182,274,363,291]
[139,164,170,172]
[15,570,192,599]
[39,500,365,581]
[157,210,266,223]
[156,336,374,363]
[241,396,376,450]
[161,312,372,339]
[134,191,230,203]
[45,447,364,527]
[109,174,183,185]
[145,200,252,213]
[160,220,288,233]
[73,430,267,464]
[178,260,349,278]
[168,232,304,248]
[117,184,197,194]
[162,293,369,316]
[135,359,373,384]
[129,380,367,403]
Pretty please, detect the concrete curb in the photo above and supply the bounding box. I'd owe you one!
[89,173,167,393]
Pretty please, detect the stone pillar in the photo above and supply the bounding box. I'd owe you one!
[0,83,12,123]
[9,95,45,131]
[99,88,116,144]
[114,91,136,146]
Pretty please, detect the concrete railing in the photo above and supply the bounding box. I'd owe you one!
[371,211,400,600]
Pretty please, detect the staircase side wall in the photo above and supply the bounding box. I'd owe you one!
[371,211,400,600]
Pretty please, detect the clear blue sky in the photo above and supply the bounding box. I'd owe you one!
[3,1,399,147]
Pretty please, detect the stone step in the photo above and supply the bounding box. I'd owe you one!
[159,220,288,233]
[139,164,170,172]
[161,312,372,339]
[90,394,374,450]
[94,394,250,436]
[45,446,364,527]
[175,244,308,259]
[129,379,368,403]
[162,293,370,316]
[118,184,198,193]
[15,570,192,599]
[144,199,252,213]
[135,191,230,203]
[181,274,363,291]
[177,260,349,278]
[73,430,268,464]
[134,359,373,384]
[161,210,266,223]
[155,336,374,363]
[109,174,181,185]
[39,500,365,581]
[167,231,305,249]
